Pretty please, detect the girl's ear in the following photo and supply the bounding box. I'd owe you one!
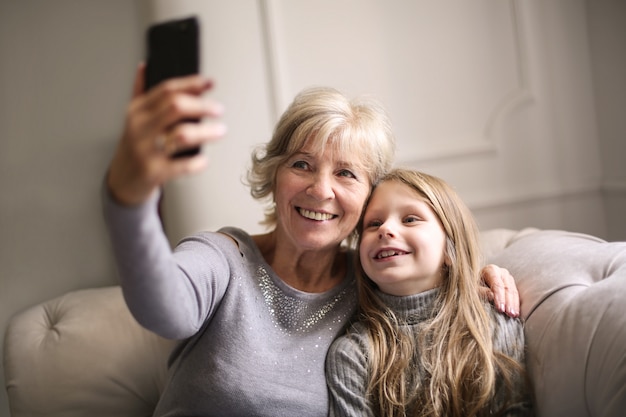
[440,255,452,279]
[443,237,455,268]
[440,261,450,282]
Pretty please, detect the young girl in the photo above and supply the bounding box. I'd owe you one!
[326,169,533,417]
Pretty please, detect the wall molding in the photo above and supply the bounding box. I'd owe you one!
[258,0,535,164]
[258,0,286,122]
[469,182,601,211]
[401,0,534,164]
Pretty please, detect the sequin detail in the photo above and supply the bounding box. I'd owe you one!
[257,266,351,334]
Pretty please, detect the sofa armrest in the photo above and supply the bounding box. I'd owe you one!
[488,230,626,417]
[4,286,176,417]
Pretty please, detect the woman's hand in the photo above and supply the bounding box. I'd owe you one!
[106,64,226,206]
[480,264,520,318]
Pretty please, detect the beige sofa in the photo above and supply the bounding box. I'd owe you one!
[4,228,626,417]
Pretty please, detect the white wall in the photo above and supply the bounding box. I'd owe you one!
[587,0,626,242]
[0,1,141,414]
[1,1,624,415]
[156,0,624,243]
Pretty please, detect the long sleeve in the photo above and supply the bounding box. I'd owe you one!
[101,185,233,339]
[490,309,535,416]
[325,325,375,417]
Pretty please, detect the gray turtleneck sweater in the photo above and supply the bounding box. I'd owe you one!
[325,288,534,417]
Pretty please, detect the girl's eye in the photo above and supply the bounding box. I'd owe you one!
[365,219,382,228]
[404,216,420,224]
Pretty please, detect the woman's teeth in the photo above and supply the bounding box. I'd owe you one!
[299,208,334,221]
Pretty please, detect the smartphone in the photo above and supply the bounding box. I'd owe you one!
[145,16,201,158]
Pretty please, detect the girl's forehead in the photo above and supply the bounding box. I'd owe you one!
[375,180,412,194]
[372,180,429,204]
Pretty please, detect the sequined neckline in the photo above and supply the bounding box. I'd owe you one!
[256,265,356,334]
[220,227,358,334]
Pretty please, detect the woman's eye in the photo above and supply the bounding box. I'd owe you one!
[291,160,309,169]
[338,169,356,179]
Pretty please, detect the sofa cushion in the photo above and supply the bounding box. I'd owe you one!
[4,286,176,417]
[488,230,626,417]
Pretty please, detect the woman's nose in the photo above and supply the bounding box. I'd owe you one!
[306,174,335,200]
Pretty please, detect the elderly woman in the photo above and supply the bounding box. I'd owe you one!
[103,67,519,416]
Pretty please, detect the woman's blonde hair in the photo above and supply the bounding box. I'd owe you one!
[246,86,395,236]
[357,168,526,417]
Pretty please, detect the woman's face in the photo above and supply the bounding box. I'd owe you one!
[359,180,447,296]
[273,141,371,253]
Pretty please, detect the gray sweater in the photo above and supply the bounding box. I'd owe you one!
[326,288,534,417]
[102,191,358,417]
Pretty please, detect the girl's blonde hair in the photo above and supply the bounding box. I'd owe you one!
[357,168,526,417]
[246,86,395,237]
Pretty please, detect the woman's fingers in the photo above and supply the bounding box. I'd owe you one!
[501,268,520,317]
[165,151,210,178]
[163,119,228,155]
[106,70,225,206]
[480,264,520,318]
[140,75,218,137]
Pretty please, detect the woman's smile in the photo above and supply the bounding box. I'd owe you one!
[297,207,337,221]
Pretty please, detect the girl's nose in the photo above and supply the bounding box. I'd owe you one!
[378,222,396,239]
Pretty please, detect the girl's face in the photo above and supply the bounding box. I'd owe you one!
[360,180,447,296]
[273,141,371,253]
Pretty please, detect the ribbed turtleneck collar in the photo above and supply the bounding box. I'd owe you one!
[375,287,441,324]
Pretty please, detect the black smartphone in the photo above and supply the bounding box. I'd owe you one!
[145,16,201,158]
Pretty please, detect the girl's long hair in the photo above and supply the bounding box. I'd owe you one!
[357,169,525,417]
